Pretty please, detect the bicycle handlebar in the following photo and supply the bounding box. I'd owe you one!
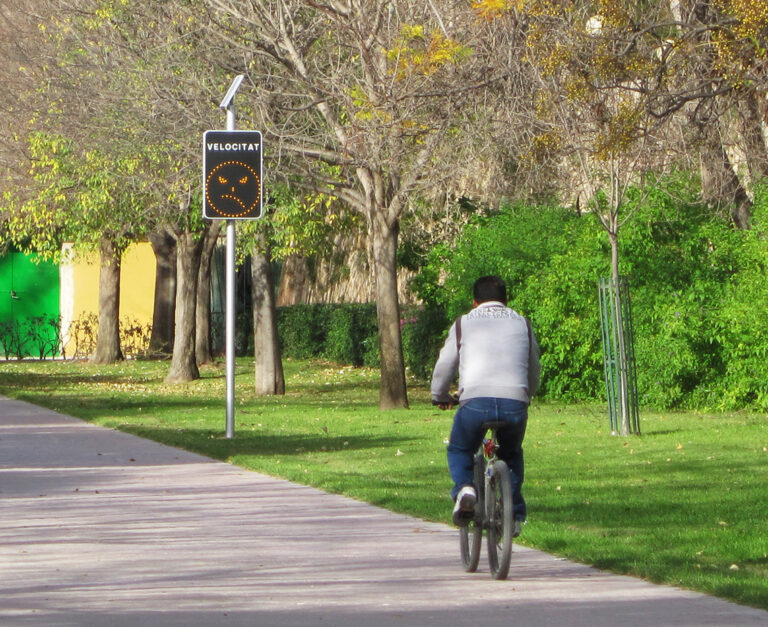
[432,395,460,408]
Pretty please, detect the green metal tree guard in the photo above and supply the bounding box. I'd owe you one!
[598,277,640,436]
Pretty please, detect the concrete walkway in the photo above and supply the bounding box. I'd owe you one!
[1,396,766,626]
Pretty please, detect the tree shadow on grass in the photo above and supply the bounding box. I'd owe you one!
[285,379,380,396]
[2,381,389,419]
[117,423,416,460]
[0,370,152,388]
[9,393,225,418]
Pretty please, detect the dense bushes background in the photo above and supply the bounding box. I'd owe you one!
[276,177,768,412]
[277,304,375,365]
[276,303,445,377]
[411,203,607,401]
[412,176,768,411]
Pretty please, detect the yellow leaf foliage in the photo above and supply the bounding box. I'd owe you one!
[712,0,768,80]
[593,100,642,160]
[471,0,514,20]
[384,26,472,79]
[719,0,768,38]
[521,130,563,166]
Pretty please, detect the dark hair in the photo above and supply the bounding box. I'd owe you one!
[473,275,507,304]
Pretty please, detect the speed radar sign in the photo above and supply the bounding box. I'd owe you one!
[203,130,263,220]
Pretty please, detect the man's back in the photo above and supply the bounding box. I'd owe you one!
[458,302,535,403]
[431,300,540,405]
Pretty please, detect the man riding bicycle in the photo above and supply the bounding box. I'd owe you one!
[431,275,541,532]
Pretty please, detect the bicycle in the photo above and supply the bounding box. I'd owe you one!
[459,420,516,580]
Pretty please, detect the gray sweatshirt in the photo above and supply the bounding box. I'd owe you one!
[430,301,541,404]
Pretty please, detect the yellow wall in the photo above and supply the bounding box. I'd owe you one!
[119,243,156,323]
[61,242,156,355]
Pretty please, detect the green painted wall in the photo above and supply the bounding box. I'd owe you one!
[0,252,61,358]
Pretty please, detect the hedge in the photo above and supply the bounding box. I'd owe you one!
[275,302,449,379]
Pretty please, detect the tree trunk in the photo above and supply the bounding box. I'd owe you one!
[251,236,285,395]
[196,221,223,366]
[371,212,408,409]
[739,92,768,196]
[148,229,176,355]
[165,226,207,384]
[608,230,620,284]
[91,237,123,364]
[698,118,752,229]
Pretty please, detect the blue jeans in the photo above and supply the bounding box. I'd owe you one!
[447,397,528,521]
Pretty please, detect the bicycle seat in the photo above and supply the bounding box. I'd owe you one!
[481,420,508,432]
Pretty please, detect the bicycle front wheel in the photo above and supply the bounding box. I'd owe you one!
[459,453,484,572]
[486,459,514,580]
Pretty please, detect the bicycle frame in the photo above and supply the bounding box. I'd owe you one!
[459,420,515,579]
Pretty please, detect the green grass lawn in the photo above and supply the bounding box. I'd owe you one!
[1,357,767,610]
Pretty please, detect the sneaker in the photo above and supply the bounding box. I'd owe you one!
[452,486,477,527]
[511,519,524,538]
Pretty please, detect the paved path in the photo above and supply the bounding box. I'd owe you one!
[1,396,766,626]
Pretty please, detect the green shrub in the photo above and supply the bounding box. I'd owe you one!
[618,175,753,410]
[275,302,449,376]
[517,247,605,401]
[277,303,380,367]
[401,305,449,380]
[412,203,607,401]
[323,304,379,366]
[276,178,768,412]
[356,306,381,367]
[360,332,381,368]
[410,176,768,411]
[323,306,357,364]
[709,188,768,411]
[276,304,327,359]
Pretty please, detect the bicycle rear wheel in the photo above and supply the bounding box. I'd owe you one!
[486,459,514,580]
[459,453,484,572]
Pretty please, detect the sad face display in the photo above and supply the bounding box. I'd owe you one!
[205,160,261,218]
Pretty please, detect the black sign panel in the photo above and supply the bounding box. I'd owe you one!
[203,130,263,220]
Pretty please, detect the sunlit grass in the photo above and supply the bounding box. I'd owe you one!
[1,357,767,610]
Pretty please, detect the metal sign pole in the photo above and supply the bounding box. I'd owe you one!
[221,75,245,439]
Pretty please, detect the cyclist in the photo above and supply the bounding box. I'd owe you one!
[431,275,540,532]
